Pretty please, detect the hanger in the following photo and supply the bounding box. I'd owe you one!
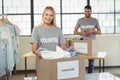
[0,14,13,25]
[0,14,7,23]
[3,18,13,25]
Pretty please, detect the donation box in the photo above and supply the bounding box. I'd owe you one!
[36,55,85,80]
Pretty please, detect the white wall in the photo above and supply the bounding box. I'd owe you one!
[16,37,35,70]
[16,34,120,70]
[94,34,120,66]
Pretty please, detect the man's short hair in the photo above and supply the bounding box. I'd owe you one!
[84,5,91,10]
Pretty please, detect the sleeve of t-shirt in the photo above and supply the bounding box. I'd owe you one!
[75,19,80,28]
[30,27,39,44]
[95,19,100,28]
[59,29,66,45]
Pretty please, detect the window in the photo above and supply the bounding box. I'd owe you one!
[115,0,120,33]
[34,0,61,28]
[90,0,120,34]
[0,1,2,14]
[62,0,86,34]
[0,0,31,35]
[34,0,86,34]
[0,0,120,35]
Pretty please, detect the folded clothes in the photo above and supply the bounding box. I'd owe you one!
[38,46,76,59]
[39,46,71,59]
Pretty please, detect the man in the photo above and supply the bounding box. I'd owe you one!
[74,5,101,73]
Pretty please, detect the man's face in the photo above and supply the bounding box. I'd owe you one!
[84,8,91,18]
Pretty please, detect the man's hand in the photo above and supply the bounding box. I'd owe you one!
[84,28,95,35]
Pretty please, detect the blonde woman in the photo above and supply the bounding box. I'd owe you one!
[30,6,67,58]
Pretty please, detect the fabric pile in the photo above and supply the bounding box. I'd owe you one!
[39,46,75,59]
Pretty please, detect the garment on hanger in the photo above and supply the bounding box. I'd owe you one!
[0,30,6,77]
[0,21,13,77]
[0,18,20,77]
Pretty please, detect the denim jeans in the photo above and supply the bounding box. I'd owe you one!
[88,59,94,73]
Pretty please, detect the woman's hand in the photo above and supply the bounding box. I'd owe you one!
[32,43,42,58]
[34,51,42,58]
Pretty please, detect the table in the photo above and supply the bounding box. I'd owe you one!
[22,51,36,77]
[85,55,105,72]
[22,51,106,77]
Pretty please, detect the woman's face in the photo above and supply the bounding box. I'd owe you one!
[43,9,54,25]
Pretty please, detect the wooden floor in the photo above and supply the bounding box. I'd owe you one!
[6,67,120,80]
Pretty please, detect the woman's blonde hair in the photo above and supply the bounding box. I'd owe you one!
[40,6,56,26]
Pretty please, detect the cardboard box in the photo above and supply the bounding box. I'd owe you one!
[70,38,97,56]
[36,55,86,80]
